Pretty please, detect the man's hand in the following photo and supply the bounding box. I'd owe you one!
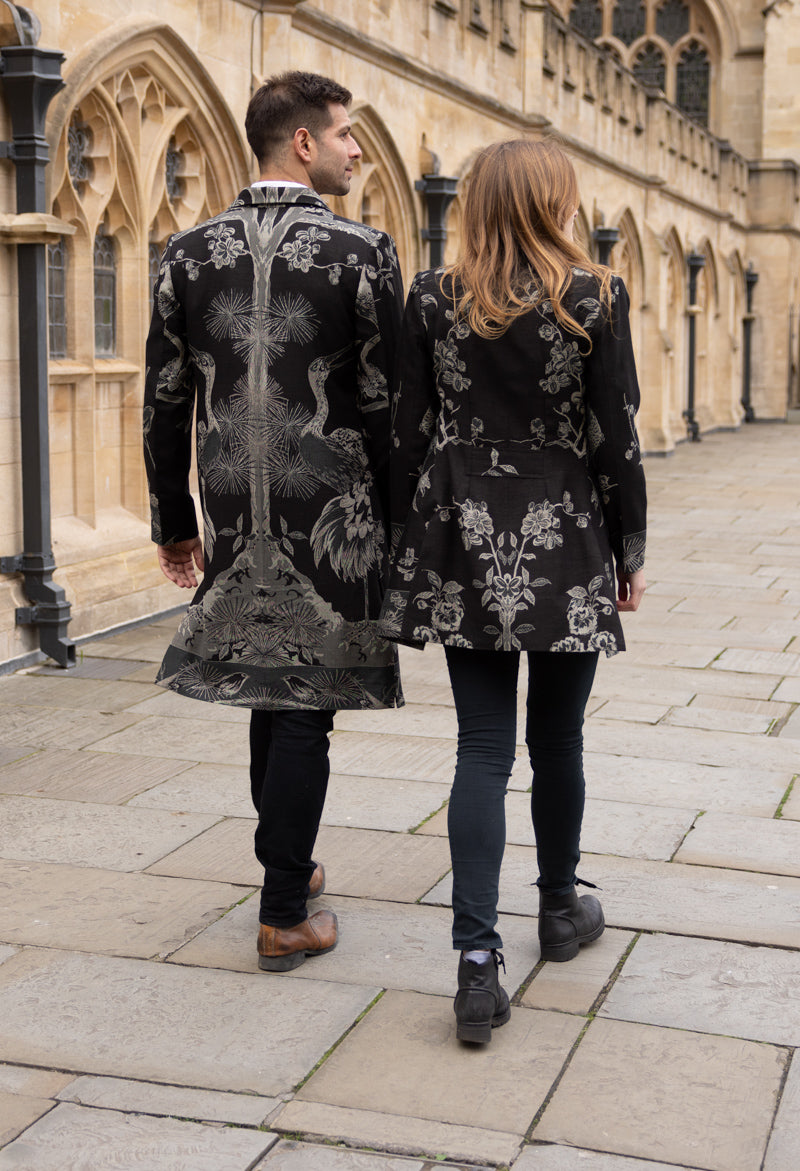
[157,538,205,589]
[617,567,646,612]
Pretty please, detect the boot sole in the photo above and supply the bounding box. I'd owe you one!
[539,920,605,963]
[258,940,337,972]
[456,1003,511,1043]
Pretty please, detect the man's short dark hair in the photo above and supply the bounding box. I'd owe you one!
[245,71,353,166]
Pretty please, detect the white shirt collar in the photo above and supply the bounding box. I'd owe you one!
[251,180,309,189]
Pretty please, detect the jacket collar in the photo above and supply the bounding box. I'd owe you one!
[232,185,330,212]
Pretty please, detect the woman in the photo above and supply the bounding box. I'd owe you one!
[380,139,646,1043]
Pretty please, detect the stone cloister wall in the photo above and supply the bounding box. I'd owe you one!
[0,0,797,666]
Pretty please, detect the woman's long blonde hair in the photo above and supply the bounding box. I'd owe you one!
[445,138,612,341]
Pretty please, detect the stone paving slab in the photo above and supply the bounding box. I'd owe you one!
[334,705,458,741]
[256,1138,460,1169]
[327,731,456,783]
[0,747,193,803]
[772,676,800,702]
[149,820,452,903]
[779,781,800,821]
[90,714,249,764]
[513,1147,687,1170]
[33,657,149,681]
[663,705,775,734]
[583,718,800,771]
[711,647,800,677]
[81,634,172,662]
[128,763,255,817]
[0,859,242,957]
[171,895,540,996]
[522,927,635,1015]
[0,1092,56,1149]
[582,752,790,816]
[417,793,694,862]
[273,1100,522,1167]
[0,674,161,712]
[0,1103,276,1171]
[589,699,670,725]
[425,847,800,947]
[763,1052,800,1171]
[599,933,800,1045]
[0,794,220,872]
[535,1017,787,1171]
[0,744,33,768]
[0,949,378,1095]
[0,1065,73,1098]
[617,641,723,669]
[0,706,142,750]
[674,811,800,876]
[57,1075,279,1126]
[778,708,800,738]
[320,774,449,833]
[0,945,17,966]
[593,658,782,700]
[297,990,583,1135]
[124,688,250,723]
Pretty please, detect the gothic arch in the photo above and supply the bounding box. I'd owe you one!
[610,208,645,310]
[332,103,420,278]
[47,19,249,211]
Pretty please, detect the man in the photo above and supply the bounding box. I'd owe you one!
[144,71,403,971]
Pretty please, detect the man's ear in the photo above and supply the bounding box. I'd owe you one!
[292,126,313,163]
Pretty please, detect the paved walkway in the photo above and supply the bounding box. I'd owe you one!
[1,423,799,1171]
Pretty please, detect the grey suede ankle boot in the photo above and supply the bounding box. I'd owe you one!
[454,950,511,1043]
[538,886,604,962]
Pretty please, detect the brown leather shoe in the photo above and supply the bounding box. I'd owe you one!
[308,861,325,899]
[257,909,338,972]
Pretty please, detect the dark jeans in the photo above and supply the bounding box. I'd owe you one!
[444,645,599,951]
[249,708,335,927]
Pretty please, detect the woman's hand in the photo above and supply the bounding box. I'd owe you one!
[617,567,646,612]
[157,538,205,588]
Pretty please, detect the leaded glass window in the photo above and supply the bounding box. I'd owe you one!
[47,238,68,358]
[656,0,690,44]
[633,42,667,90]
[676,40,710,124]
[569,0,602,41]
[612,0,645,45]
[94,230,116,357]
[165,137,184,203]
[67,118,92,195]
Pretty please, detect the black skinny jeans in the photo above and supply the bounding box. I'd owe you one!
[445,645,599,951]
[249,708,335,927]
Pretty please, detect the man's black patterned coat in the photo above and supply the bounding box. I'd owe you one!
[144,185,404,709]
[380,268,647,655]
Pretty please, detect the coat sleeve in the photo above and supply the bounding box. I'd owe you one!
[142,242,199,547]
[354,231,404,527]
[388,274,440,555]
[584,276,647,573]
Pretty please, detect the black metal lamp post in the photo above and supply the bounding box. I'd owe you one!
[684,251,705,442]
[0,27,75,666]
[593,225,619,267]
[741,265,758,423]
[415,173,458,269]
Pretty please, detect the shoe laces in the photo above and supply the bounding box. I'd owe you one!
[576,876,601,890]
[492,949,506,974]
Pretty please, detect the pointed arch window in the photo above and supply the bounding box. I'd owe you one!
[569,0,603,41]
[165,137,184,204]
[93,229,116,357]
[656,0,690,43]
[676,40,710,125]
[612,0,645,46]
[633,42,667,90]
[47,238,68,358]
